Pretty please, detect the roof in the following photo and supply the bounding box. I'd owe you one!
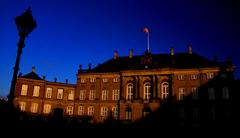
[84,52,220,73]
[20,72,43,80]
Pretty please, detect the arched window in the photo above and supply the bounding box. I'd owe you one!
[143,82,151,100]
[126,83,133,100]
[161,82,169,99]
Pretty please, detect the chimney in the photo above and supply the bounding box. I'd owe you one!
[188,45,192,54]
[32,66,35,72]
[54,77,57,82]
[129,49,133,58]
[170,47,175,55]
[43,75,46,80]
[114,51,118,59]
[88,63,91,70]
[65,79,68,84]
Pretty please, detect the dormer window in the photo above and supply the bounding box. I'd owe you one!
[102,78,108,83]
[113,78,118,83]
[80,78,86,83]
[207,73,214,79]
[177,75,184,80]
[90,78,96,83]
[191,74,197,80]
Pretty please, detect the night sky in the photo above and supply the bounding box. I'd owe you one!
[0,0,239,97]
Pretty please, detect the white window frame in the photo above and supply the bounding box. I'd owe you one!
[143,82,151,101]
[79,90,86,100]
[80,78,86,83]
[57,89,64,99]
[207,73,214,79]
[112,107,118,119]
[100,107,108,119]
[112,89,119,100]
[78,105,84,116]
[33,85,40,97]
[66,106,74,115]
[88,106,94,116]
[43,104,51,114]
[162,82,169,99]
[102,78,108,83]
[191,87,198,100]
[113,78,118,83]
[177,75,184,80]
[30,103,38,113]
[45,87,52,99]
[19,101,26,111]
[90,78,96,83]
[89,90,96,100]
[191,74,197,80]
[178,88,185,100]
[126,83,133,101]
[102,90,108,100]
[21,84,28,96]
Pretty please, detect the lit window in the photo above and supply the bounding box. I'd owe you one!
[89,90,96,100]
[112,89,119,100]
[222,87,229,100]
[112,107,118,119]
[207,73,214,79]
[45,87,52,98]
[126,83,133,101]
[177,75,184,80]
[78,105,84,116]
[33,86,40,97]
[21,84,28,96]
[102,90,108,100]
[191,74,197,80]
[102,78,108,83]
[66,106,74,115]
[113,78,118,82]
[90,78,96,83]
[178,88,185,100]
[143,82,151,101]
[57,89,63,99]
[30,103,38,113]
[88,106,94,116]
[191,87,198,100]
[125,108,132,121]
[19,101,26,111]
[208,87,215,100]
[79,90,86,100]
[43,104,51,114]
[68,90,74,100]
[162,82,169,100]
[100,107,108,120]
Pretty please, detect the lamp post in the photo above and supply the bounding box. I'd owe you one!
[8,7,37,103]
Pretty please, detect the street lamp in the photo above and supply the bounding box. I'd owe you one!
[8,7,37,102]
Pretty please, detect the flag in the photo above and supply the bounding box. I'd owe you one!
[143,27,149,33]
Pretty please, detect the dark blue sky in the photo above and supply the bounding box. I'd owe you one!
[0,0,239,96]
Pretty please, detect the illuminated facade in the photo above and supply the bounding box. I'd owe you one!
[13,46,234,125]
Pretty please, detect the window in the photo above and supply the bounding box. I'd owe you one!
[112,89,119,100]
[88,106,94,116]
[100,107,108,119]
[177,75,184,80]
[78,105,84,116]
[21,84,28,96]
[207,73,214,79]
[80,78,86,83]
[193,108,200,120]
[102,90,108,100]
[30,103,38,113]
[126,83,133,101]
[19,102,26,111]
[192,87,198,100]
[33,86,40,97]
[90,78,96,83]
[89,90,95,100]
[143,108,151,117]
[45,87,52,98]
[178,107,185,119]
[191,74,197,80]
[57,89,63,99]
[102,78,108,83]
[208,87,215,100]
[222,87,229,100]
[79,90,86,100]
[43,104,51,114]
[143,82,151,101]
[68,90,74,100]
[125,108,132,121]
[209,106,216,120]
[220,73,227,79]
[113,78,118,82]
[112,107,118,119]
[178,88,185,100]
[66,106,74,115]
[162,82,169,100]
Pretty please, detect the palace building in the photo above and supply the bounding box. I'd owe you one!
[13,46,234,126]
